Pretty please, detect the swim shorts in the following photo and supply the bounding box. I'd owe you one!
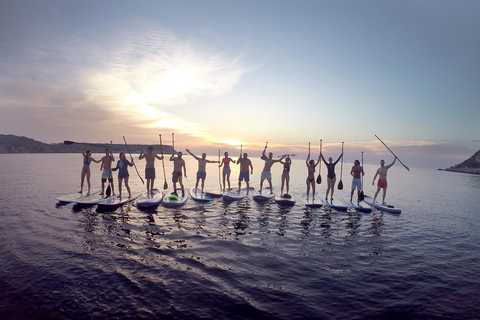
[101,169,113,182]
[197,170,206,179]
[352,177,362,190]
[223,167,231,174]
[145,167,155,180]
[172,171,182,183]
[378,179,387,188]
[261,171,271,181]
[239,171,250,182]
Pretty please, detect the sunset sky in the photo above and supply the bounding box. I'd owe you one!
[1,0,479,169]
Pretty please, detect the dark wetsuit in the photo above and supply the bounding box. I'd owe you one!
[322,155,341,179]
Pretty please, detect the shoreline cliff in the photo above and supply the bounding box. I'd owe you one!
[444,150,480,175]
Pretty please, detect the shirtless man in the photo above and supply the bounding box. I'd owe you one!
[372,157,397,205]
[237,152,253,194]
[186,149,219,193]
[100,148,115,196]
[350,160,365,202]
[139,146,164,195]
[219,152,235,192]
[259,145,285,194]
[170,151,186,196]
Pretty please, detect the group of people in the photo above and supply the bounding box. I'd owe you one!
[79,144,398,205]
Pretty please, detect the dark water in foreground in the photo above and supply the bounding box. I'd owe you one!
[1,154,479,320]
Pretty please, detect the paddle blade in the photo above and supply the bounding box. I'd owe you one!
[64,140,75,145]
[338,180,343,190]
[106,185,111,197]
[163,180,168,190]
[359,190,365,201]
[316,174,322,184]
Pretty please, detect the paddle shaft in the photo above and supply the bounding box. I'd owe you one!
[218,149,221,190]
[122,136,144,185]
[159,135,168,189]
[375,135,410,171]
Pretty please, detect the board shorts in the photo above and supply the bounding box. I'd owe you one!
[223,167,231,174]
[145,167,155,180]
[197,170,206,179]
[239,171,250,182]
[352,177,362,191]
[281,172,290,179]
[172,171,182,183]
[101,169,113,182]
[261,171,271,181]
[378,179,388,188]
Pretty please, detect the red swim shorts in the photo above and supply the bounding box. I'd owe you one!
[377,179,388,188]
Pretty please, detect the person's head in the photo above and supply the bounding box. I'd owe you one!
[202,153,207,159]
[309,159,315,166]
[286,155,291,164]
[380,159,385,166]
[268,152,273,159]
[328,157,333,163]
[354,160,360,166]
[85,150,91,157]
[148,146,153,153]
[243,153,248,158]
[178,151,183,158]
[119,152,126,161]
[105,148,110,155]
[224,152,228,157]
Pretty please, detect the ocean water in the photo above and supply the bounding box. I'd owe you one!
[0,153,479,320]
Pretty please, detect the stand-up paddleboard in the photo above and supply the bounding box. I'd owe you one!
[73,192,118,206]
[97,191,142,209]
[205,190,223,198]
[162,189,189,207]
[302,194,323,208]
[222,187,255,201]
[363,195,402,214]
[190,188,213,202]
[323,198,349,212]
[56,188,101,203]
[136,189,163,209]
[342,194,372,213]
[253,187,275,201]
[274,193,296,206]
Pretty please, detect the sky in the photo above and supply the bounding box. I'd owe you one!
[1,0,479,169]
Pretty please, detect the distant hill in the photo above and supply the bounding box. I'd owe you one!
[445,150,480,175]
[0,134,174,154]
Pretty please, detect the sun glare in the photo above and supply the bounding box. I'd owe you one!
[224,140,244,146]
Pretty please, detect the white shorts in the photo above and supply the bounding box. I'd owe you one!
[352,177,362,191]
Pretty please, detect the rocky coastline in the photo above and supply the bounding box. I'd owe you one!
[444,150,480,175]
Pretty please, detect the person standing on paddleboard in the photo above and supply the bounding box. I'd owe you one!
[237,152,253,194]
[350,160,364,202]
[219,152,235,192]
[112,152,134,199]
[80,146,100,196]
[372,157,397,205]
[170,151,186,197]
[100,148,115,196]
[186,149,219,193]
[259,145,285,194]
[321,152,343,201]
[139,146,164,196]
[279,155,292,197]
[306,153,321,200]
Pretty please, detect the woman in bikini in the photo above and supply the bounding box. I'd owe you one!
[306,153,320,200]
[80,146,100,195]
[321,152,343,201]
[219,152,235,192]
[112,152,134,199]
[279,155,292,197]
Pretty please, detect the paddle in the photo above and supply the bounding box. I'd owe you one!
[316,139,322,184]
[375,135,410,171]
[172,133,175,155]
[123,136,144,185]
[159,134,168,190]
[64,140,108,148]
[338,142,344,190]
[359,151,365,201]
[218,149,222,191]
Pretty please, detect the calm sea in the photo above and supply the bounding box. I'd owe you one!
[1,153,479,320]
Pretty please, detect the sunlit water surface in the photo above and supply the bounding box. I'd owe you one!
[1,154,479,320]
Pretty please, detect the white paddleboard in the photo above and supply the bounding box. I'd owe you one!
[73,192,117,205]
[162,189,189,207]
[253,187,275,201]
[302,194,323,208]
[97,191,142,208]
[56,188,101,203]
[363,195,402,213]
[136,189,163,208]
[274,193,296,206]
[342,194,372,213]
[190,188,213,202]
[222,187,255,201]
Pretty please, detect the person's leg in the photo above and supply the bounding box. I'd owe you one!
[201,178,205,192]
[226,172,231,190]
[330,177,336,200]
[222,172,226,192]
[86,170,91,195]
[125,176,131,197]
[259,178,264,193]
[118,178,123,198]
[373,186,381,202]
[268,179,273,193]
[285,175,290,195]
[306,178,310,198]
[80,170,85,193]
[382,187,387,205]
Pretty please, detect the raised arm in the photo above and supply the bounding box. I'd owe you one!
[321,154,328,166]
[386,157,397,169]
[139,150,145,160]
[155,153,164,161]
[332,152,343,165]
[186,149,200,160]
[306,154,310,166]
